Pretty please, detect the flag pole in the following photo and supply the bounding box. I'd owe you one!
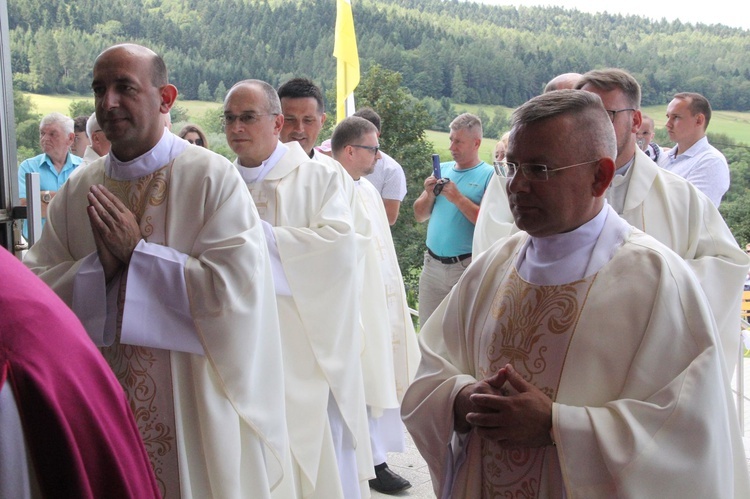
[334,0,360,123]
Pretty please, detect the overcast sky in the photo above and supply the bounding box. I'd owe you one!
[477,0,750,30]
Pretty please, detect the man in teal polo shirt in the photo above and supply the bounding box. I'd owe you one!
[414,113,493,328]
[18,112,82,238]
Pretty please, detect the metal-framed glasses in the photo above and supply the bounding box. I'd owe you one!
[605,108,636,123]
[350,144,380,155]
[221,113,278,128]
[503,159,599,181]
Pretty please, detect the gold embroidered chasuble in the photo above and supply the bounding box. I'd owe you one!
[474,267,595,498]
[403,229,750,498]
[24,144,289,499]
[472,148,750,374]
[101,164,179,496]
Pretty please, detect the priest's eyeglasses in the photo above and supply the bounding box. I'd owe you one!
[221,113,278,128]
[350,144,380,155]
[605,108,636,122]
[503,159,599,181]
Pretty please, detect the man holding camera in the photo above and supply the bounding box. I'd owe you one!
[413,113,493,328]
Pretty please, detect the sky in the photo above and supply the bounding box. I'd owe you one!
[478,0,750,31]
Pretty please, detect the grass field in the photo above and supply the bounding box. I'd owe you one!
[24,92,750,152]
[24,92,222,120]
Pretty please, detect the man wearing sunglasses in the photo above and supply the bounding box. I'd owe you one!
[403,89,750,498]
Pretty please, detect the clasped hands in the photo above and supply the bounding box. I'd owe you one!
[453,363,554,448]
[87,184,142,283]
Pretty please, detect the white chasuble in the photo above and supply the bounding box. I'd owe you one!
[24,142,288,499]
[357,179,420,401]
[241,142,370,498]
[472,148,750,375]
[403,229,750,498]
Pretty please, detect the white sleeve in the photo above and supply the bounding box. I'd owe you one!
[261,220,292,296]
[120,240,205,355]
[72,252,118,347]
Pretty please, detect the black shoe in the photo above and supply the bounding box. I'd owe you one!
[369,463,411,495]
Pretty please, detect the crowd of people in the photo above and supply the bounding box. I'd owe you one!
[5,42,750,498]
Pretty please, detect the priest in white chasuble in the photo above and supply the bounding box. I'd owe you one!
[23,44,289,498]
[224,79,371,499]
[474,68,750,376]
[332,116,422,495]
[402,90,750,498]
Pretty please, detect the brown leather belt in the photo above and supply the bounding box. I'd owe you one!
[427,248,472,264]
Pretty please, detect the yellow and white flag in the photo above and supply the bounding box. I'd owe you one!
[334,0,360,123]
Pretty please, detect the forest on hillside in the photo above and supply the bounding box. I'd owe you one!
[8,0,750,110]
[9,0,750,287]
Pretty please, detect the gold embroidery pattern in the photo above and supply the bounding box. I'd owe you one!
[102,165,179,498]
[479,269,595,498]
[102,344,174,497]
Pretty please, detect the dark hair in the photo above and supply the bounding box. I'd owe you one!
[150,52,169,87]
[330,116,378,156]
[673,92,712,128]
[74,116,88,134]
[575,68,641,109]
[178,124,209,149]
[353,107,381,132]
[277,78,325,114]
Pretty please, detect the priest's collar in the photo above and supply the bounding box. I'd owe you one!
[517,202,629,285]
[235,141,289,184]
[614,155,635,177]
[106,128,189,181]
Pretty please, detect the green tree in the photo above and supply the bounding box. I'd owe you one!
[213,81,226,103]
[198,81,211,101]
[29,33,62,92]
[355,65,434,296]
[14,90,41,161]
[68,100,95,118]
[451,65,468,103]
[170,105,189,123]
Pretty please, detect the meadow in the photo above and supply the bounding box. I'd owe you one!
[24,93,750,162]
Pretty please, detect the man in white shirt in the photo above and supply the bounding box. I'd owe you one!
[353,108,408,226]
[402,89,750,498]
[660,91,730,206]
[224,79,371,499]
[24,43,288,498]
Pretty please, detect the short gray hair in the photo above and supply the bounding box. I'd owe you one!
[226,79,282,115]
[86,112,100,138]
[449,113,483,138]
[39,112,74,135]
[511,89,616,161]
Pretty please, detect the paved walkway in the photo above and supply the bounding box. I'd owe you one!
[370,427,435,499]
